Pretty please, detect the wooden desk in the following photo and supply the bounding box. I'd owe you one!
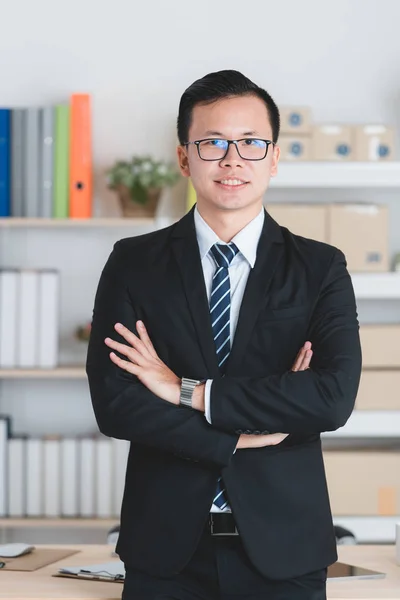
[0,544,399,599]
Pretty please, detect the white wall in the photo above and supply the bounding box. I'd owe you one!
[1,0,400,208]
[1,0,400,435]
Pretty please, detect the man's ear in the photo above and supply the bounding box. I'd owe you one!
[270,144,280,178]
[177,145,190,177]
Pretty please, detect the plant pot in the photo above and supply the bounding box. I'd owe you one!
[116,185,161,218]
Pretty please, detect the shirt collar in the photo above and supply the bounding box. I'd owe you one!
[194,204,265,268]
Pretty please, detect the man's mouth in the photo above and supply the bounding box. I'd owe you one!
[216,178,249,187]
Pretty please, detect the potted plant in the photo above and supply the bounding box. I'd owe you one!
[106,155,180,218]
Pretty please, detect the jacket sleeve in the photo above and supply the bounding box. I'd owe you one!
[210,249,362,434]
[86,241,239,469]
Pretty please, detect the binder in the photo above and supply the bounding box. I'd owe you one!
[0,416,9,517]
[39,107,54,218]
[10,108,25,217]
[26,438,43,517]
[24,108,40,217]
[112,438,129,517]
[43,436,61,517]
[0,108,11,217]
[17,270,39,368]
[53,105,70,218]
[60,438,78,517]
[38,270,59,368]
[95,438,112,518]
[7,437,26,517]
[69,94,92,218]
[78,437,95,517]
[0,270,19,368]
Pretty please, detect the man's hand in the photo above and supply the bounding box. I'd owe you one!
[291,340,313,372]
[236,341,313,450]
[105,321,181,405]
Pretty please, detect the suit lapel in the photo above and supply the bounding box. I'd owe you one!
[226,210,284,375]
[171,207,220,377]
[171,206,284,378]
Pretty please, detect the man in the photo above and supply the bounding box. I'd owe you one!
[86,70,362,599]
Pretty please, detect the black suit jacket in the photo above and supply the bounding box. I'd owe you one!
[86,205,362,580]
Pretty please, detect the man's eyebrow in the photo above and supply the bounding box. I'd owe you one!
[203,130,260,137]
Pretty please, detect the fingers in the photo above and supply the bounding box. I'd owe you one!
[291,341,312,372]
[298,348,313,371]
[104,337,144,366]
[113,322,156,358]
[109,351,139,375]
[135,321,158,357]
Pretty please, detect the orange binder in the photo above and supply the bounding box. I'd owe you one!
[69,94,92,218]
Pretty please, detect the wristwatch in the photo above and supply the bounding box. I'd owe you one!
[179,378,206,408]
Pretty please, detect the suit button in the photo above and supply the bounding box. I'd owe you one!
[244,429,252,434]
[235,429,244,434]
[261,430,270,434]
[254,430,261,434]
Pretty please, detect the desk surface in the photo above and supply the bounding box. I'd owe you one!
[0,544,399,599]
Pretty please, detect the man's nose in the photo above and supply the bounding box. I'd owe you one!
[220,142,244,167]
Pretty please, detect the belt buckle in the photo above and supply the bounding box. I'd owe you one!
[210,514,239,537]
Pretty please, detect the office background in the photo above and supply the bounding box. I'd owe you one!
[0,0,399,545]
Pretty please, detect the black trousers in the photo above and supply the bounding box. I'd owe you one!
[122,525,327,600]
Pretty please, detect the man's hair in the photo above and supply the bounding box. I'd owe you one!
[177,69,280,145]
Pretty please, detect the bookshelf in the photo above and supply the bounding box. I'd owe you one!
[0,217,155,228]
[0,367,86,379]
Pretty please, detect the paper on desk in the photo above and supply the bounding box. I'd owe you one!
[58,560,125,581]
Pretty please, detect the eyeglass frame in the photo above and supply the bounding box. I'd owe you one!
[184,138,276,161]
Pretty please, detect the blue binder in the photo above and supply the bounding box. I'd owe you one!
[0,109,10,217]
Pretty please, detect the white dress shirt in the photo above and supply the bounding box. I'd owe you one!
[193,204,265,512]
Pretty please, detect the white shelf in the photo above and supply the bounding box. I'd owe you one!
[271,161,400,188]
[350,272,400,299]
[0,217,155,228]
[323,411,400,438]
[333,516,398,543]
[0,367,86,379]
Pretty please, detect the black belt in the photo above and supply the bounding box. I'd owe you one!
[206,512,239,536]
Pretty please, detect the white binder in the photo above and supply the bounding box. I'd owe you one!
[112,438,129,518]
[95,438,113,518]
[0,271,18,368]
[38,270,59,368]
[7,437,26,517]
[17,270,39,368]
[78,437,95,517]
[0,417,8,517]
[26,438,43,517]
[61,438,78,517]
[43,437,61,517]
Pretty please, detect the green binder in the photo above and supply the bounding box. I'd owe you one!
[53,105,70,218]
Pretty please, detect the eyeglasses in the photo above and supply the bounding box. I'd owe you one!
[185,138,275,161]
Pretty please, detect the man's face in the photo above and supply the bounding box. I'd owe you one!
[177,94,280,214]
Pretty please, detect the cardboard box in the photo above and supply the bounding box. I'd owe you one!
[323,450,400,515]
[312,125,354,161]
[267,204,327,242]
[280,107,312,135]
[359,325,400,368]
[328,204,389,272]
[356,370,400,410]
[279,135,312,161]
[355,125,396,161]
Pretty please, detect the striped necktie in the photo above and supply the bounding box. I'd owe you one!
[209,241,239,510]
